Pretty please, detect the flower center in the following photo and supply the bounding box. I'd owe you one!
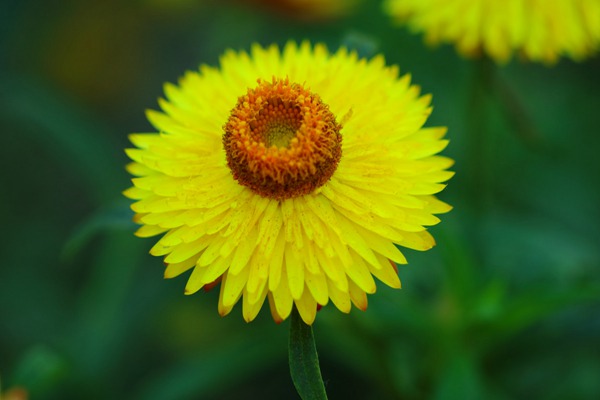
[223,78,342,200]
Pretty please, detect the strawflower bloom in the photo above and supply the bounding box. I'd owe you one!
[124,42,453,325]
[383,0,600,64]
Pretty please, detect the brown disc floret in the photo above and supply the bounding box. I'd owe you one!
[223,78,343,200]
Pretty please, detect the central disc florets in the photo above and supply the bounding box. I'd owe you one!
[223,78,342,200]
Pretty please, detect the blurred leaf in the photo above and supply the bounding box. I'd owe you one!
[61,200,136,262]
[340,31,379,58]
[470,279,506,323]
[8,345,69,398]
[0,1,21,53]
[435,218,480,308]
[433,354,485,400]
[135,330,286,400]
[67,230,147,390]
[482,211,599,286]
[479,284,600,352]
[0,74,124,203]
[545,356,600,400]
[318,310,404,399]
[386,341,421,398]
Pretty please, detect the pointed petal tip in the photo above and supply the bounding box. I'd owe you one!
[184,282,204,296]
[389,280,402,290]
[218,302,233,317]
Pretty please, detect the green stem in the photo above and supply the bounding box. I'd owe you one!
[289,307,328,400]
[466,57,494,215]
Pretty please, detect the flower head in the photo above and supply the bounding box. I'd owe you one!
[125,42,453,325]
[384,0,600,64]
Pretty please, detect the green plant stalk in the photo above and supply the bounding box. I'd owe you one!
[289,307,328,400]
[466,57,494,215]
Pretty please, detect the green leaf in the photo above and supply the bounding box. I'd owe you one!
[0,74,124,203]
[479,284,600,352]
[67,230,147,381]
[61,200,136,262]
[136,330,286,400]
[289,308,328,400]
[8,345,69,398]
[434,354,485,400]
[435,218,480,308]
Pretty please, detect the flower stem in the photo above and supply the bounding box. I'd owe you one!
[466,57,494,215]
[289,307,328,400]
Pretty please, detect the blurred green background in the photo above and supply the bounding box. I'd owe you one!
[1,0,600,399]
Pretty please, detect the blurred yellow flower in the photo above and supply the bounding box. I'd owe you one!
[124,42,453,325]
[384,0,600,63]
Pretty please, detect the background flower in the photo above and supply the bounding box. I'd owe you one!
[384,0,600,63]
[125,42,452,325]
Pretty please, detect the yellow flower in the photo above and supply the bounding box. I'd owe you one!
[383,0,600,64]
[124,42,453,325]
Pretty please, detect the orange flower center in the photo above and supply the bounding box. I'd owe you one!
[223,78,342,200]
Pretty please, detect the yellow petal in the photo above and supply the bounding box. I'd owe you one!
[268,293,284,324]
[164,235,213,264]
[218,272,235,317]
[164,255,197,279]
[199,254,233,285]
[229,227,258,275]
[335,213,380,269]
[243,284,268,322]
[315,245,348,292]
[352,223,408,265]
[370,253,402,289]
[346,250,377,294]
[268,229,286,292]
[246,253,269,298]
[221,265,250,308]
[327,278,351,313]
[305,267,329,306]
[135,224,168,238]
[348,279,368,311]
[295,288,318,325]
[184,265,208,295]
[285,242,305,300]
[272,263,294,320]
